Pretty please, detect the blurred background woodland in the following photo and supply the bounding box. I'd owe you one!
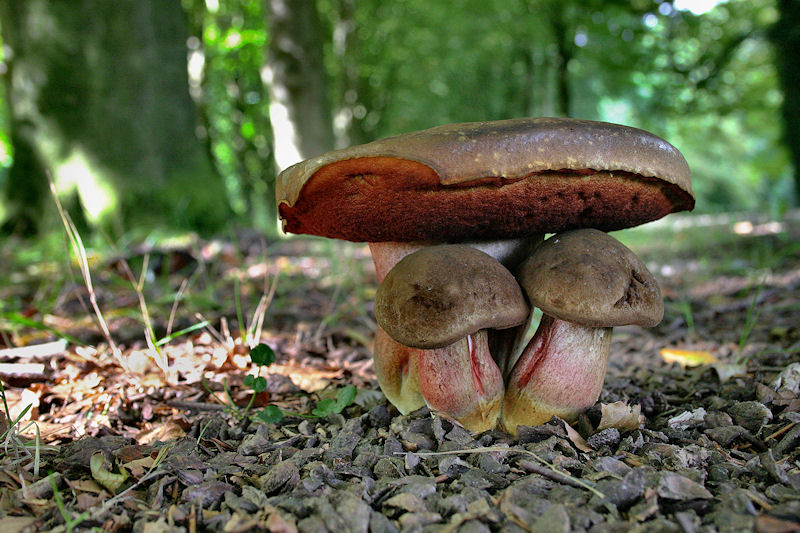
[0,0,797,240]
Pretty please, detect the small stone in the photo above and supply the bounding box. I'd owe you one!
[599,467,647,509]
[657,472,712,501]
[332,491,371,533]
[703,411,734,429]
[587,428,621,449]
[530,503,570,533]
[674,510,699,533]
[706,464,730,483]
[182,481,233,507]
[439,455,470,477]
[368,405,392,428]
[454,519,491,533]
[237,432,272,456]
[397,512,442,529]
[477,452,509,475]
[728,401,773,433]
[593,456,632,476]
[259,460,300,495]
[369,511,399,533]
[438,493,470,516]
[705,425,749,446]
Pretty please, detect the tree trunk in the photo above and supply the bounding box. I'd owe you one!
[771,0,800,204]
[0,0,230,236]
[263,0,335,171]
[548,1,574,118]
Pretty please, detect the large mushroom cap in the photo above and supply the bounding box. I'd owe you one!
[518,229,663,327]
[375,245,529,349]
[277,117,694,242]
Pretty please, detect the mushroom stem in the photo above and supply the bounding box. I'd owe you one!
[369,242,425,283]
[374,327,425,414]
[417,329,504,432]
[501,315,612,434]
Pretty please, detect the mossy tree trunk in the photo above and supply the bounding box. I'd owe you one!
[771,0,800,204]
[0,0,231,236]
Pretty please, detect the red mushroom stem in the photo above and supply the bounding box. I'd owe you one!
[415,330,504,432]
[501,315,612,434]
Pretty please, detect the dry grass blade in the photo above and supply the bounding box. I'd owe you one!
[48,176,127,370]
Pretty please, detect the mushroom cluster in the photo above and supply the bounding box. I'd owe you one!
[276,117,693,433]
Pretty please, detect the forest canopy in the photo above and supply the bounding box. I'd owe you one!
[0,0,796,238]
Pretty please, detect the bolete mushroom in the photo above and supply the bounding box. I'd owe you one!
[501,229,663,434]
[369,237,540,415]
[275,117,693,428]
[374,245,528,431]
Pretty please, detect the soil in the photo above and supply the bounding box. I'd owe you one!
[0,213,798,532]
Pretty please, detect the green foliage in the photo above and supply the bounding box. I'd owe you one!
[1,0,795,233]
[311,385,357,417]
[249,342,277,367]
[182,0,278,234]
[242,343,357,424]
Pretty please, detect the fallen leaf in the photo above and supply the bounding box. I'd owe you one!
[90,451,128,494]
[597,402,644,432]
[564,422,593,452]
[66,478,106,494]
[771,362,800,393]
[0,516,37,533]
[713,363,748,383]
[123,456,156,478]
[660,348,717,367]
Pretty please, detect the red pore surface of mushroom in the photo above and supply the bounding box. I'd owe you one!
[280,162,682,242]
[276,118,694,243]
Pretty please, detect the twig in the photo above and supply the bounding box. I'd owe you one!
[406,445,605,498]
[518,459,590,491]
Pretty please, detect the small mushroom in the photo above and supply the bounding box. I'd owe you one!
[375,245,528,431]
[501,229,663,434]
[368,237,540,415]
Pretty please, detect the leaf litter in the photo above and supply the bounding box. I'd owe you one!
[0,217,799,532]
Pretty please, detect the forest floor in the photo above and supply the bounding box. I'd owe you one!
[0,211,799,533]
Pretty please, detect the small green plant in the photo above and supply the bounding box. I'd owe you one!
[737,280,765,363]
[240,343,357,424]
[51,473,90,533]
[676,299,696,338]
[254,383,358,424]
[203,343,358,423]
[241,342,276,418]
[0,379,53,478]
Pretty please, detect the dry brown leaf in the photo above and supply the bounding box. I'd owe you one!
[597,402,644,432]
[564,422,593,452]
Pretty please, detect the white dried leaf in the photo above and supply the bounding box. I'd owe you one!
[667,407,707,430]
[771,362,800,393]
[597,402,644,432]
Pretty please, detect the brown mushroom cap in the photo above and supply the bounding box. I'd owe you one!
[518,229,663,327]
[374,245,529,349]
[277,117,694,242]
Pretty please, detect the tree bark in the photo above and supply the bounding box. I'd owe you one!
[0,0,230,236]
[770,0,800,203]
[264,0,335,171]
[548,1,574,118]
